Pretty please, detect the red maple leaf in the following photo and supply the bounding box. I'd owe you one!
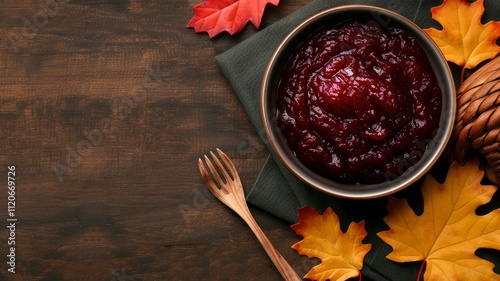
[187,0,280,38]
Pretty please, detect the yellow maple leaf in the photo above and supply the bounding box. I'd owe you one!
[377,159,500,280]
[424,0,500,79]
[291,206,371,281]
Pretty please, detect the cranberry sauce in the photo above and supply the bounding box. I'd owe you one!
[276,21,442,184]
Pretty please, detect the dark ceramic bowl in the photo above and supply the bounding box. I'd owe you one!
[261,5,456,199]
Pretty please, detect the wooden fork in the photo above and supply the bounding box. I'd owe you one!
[198,149,302,281]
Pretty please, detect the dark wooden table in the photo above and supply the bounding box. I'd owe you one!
[0,0,312,280]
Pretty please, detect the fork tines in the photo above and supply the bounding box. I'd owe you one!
[198,149,240,189]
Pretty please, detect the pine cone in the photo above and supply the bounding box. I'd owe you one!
[446,56,500,184]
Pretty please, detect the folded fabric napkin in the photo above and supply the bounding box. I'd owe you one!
[216,0,500,280]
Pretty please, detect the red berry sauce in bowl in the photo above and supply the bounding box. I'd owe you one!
[276,21,442,184]
[262,6,456,198]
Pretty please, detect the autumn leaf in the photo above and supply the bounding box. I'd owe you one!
[424,0,500,81]
[377,159,500,281]
[187,0,279,38]
[291,206,371,281]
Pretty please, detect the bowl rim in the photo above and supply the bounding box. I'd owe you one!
[261,5,456,199]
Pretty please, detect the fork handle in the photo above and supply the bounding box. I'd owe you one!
[241,214,302,281]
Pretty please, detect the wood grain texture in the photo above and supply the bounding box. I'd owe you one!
[0,0,309,280]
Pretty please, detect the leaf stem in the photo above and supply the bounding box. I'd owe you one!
[358,271,362,281]
[417,260,426,281]
[461,66,466,83]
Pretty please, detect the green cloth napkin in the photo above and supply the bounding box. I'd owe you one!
[216,0,500,280]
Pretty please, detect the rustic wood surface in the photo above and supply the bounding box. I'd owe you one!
[0,0,312,280]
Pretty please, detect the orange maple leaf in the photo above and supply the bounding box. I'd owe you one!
[424,0,500,80]
[377,159,500,281]
[187,0,279,38]
[291,206,371,281]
